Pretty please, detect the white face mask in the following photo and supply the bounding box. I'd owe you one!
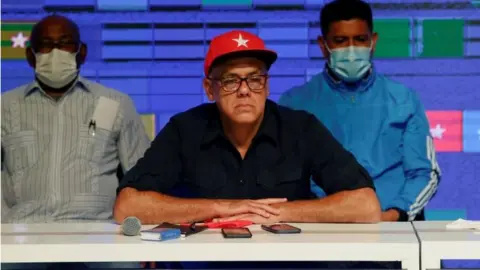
[34,48,79,89]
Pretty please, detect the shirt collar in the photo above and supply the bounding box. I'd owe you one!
[323,64,376,93]
[24,75,90,98]
[201,100,279,147]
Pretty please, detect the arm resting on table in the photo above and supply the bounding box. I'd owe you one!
[114,187,219,224]
[277,187,380,223]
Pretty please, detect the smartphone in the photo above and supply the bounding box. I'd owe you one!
[221,228,252,238]
[261,224,301,234]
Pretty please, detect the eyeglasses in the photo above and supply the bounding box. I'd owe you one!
[33,40,79,53]
[210,74,268,93]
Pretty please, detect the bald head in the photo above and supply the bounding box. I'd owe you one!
[26,14,87,71]
[30,15,80,48]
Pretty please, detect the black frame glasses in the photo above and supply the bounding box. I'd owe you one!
[209,74,268,93]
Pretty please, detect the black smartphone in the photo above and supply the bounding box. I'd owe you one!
[221,228,252,238]
[261,224,301,234]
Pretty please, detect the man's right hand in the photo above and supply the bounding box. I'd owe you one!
[214,198,287,218]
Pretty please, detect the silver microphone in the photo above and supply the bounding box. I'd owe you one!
[121,216,142,236]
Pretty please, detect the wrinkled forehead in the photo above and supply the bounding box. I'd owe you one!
[211,57,267,78]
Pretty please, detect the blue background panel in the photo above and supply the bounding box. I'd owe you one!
[254,0,304,5]
[102,45,153,59]
[150,95,203,112]
[45,0,95,5]
[1,0,44,11]
[157,112,176,131]
[97,0,148,11]
[463,111,480,152]
[268,76,305,94]
[98,78,150,95]
[154,29,204,41]
[102,29,152,42]
[154,45,205,59]
[266,44,309,58]
[150,78,203,95]
[466,41,480,57]
[150,0,201,6]
[259,27,308,41]
[305,0,326,7]
[130,95,150,113]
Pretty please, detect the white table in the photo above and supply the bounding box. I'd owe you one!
[413,221,480,270]
[2,222,419,270]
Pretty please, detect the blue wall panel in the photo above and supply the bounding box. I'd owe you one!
[150,78,203,95]
[97,0,148,11]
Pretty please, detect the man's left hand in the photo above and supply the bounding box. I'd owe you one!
[213,213,280,224]
[381,209,400,221]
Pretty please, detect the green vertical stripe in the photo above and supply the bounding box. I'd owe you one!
[420,19,464,57]
[1,24,34,32]
[374,19,411,58]
[202,0,252,6]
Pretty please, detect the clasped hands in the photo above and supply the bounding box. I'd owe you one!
[140,198,286,268]
[212,198,287,224]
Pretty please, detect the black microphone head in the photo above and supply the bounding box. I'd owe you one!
[122,216,142,236]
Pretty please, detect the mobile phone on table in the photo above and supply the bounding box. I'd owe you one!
[261,224,301,234]
[221,228,252,238]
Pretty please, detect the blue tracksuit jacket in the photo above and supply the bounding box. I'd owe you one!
[278,68,441,220]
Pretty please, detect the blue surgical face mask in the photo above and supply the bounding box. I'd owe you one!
[326,44,373,83]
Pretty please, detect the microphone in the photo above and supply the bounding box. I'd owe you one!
[121,216,142,236]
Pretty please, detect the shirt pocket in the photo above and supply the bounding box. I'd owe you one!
[184,159,228,198]
[2,130,38,174]
[77,124,115,162]
[256,160,307,200]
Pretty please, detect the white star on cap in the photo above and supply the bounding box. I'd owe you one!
[11,32,29,48]
[430,124,446,139]
[233,34,249,48]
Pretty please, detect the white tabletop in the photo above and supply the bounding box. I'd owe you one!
[2,222,419,270]
[413,221,480,270]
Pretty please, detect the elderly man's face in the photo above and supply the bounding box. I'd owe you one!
[203,57,269,125]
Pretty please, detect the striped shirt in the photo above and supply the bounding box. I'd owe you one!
[1,77,150,223]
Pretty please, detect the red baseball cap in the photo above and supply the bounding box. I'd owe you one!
[204,30,277,76]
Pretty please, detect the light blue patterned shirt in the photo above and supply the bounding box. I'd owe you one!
[1,76,150,223]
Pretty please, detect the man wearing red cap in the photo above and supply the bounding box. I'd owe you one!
[114,30,380,225]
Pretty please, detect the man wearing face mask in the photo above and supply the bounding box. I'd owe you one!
[1,14,150,269]
[279,0,441,226]
[1,15,149,233]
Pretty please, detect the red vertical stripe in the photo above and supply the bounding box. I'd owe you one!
[426,111,463,152]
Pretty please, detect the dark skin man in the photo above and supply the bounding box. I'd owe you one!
[26,15,87,99]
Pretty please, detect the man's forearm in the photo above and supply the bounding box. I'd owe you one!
[277,188,381,223]
[114,187,219,225]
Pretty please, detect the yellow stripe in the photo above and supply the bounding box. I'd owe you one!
[1,47,27,59]
[141,114,156,141]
